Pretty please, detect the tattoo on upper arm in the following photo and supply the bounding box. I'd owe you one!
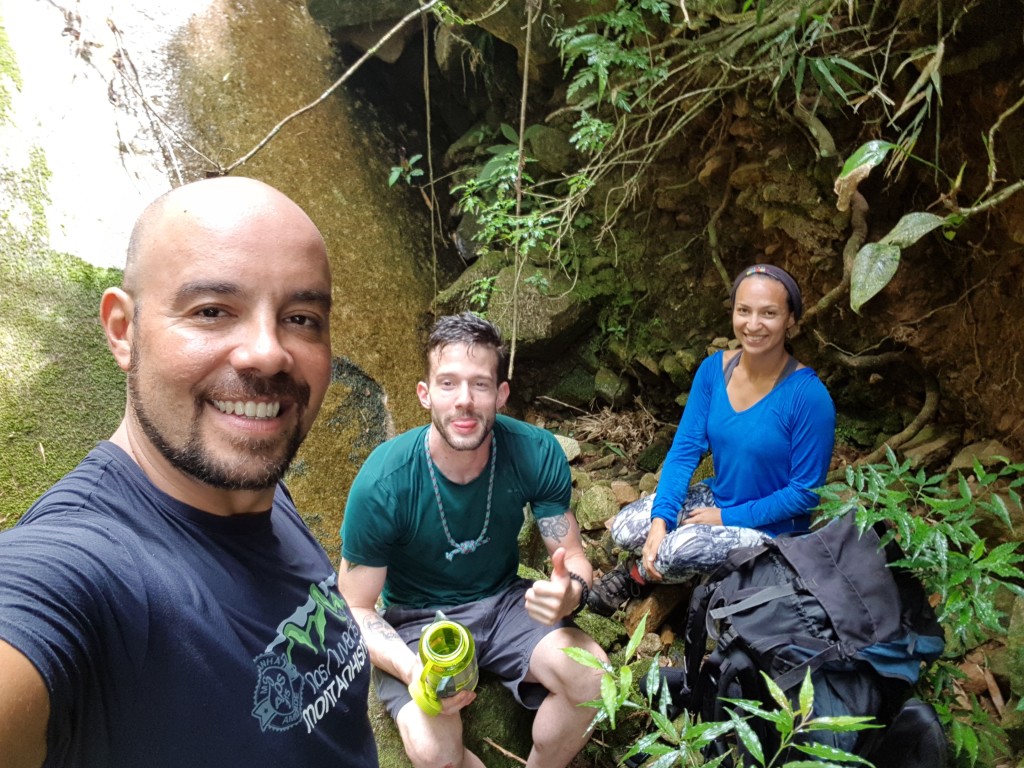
[538,515,569,542]
[362,614,400,641]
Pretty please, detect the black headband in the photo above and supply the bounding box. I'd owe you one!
[729,264,803,320]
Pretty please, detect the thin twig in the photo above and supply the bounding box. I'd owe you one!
[536,396,591,415]
[222,0,442,174]
[421,4,439,319]
[508,0,540,380]
[481,737,527,765]
[981,92,1024,198]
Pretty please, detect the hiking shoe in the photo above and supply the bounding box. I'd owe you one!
[587,562,643,616]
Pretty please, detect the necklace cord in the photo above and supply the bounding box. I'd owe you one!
[424,431,496,561]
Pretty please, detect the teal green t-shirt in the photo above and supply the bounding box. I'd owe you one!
[341,415,571,608]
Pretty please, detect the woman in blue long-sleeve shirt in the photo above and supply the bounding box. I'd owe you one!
[588,264,836,616]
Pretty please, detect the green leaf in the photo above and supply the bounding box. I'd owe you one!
[499,123,518,143]
[839,140,898,179]
[624,612,648,659]
[803,715,880,731]
[850,242,900,313]
[730,713,764,765]
[599,674,618,728]
[879,212,947,248]
[762,672,790,711]
[798,669,814,715]
[561,646,611,671]
[387,167,402,187]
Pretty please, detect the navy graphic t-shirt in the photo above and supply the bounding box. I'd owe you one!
[0,442,378,767]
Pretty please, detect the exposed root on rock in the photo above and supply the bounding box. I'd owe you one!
[825,346,940,481]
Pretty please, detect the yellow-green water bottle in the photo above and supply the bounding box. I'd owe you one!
[408,611,478,716]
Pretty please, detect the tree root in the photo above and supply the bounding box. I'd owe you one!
[798,189,868,331]
[825,347,940,482]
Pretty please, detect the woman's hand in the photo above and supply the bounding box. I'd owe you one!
[642,519,668,582]
[681,506,722,526]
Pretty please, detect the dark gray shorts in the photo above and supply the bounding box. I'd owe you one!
[372,578,571,719]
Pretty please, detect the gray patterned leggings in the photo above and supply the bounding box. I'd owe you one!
[611,482,769,583]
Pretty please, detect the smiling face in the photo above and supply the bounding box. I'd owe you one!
[107,178,333,498]
[732,275,795,356]
[417,342,509,453]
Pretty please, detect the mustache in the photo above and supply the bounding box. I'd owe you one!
[206,372,310,407]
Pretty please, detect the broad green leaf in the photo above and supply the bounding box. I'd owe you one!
[499,123,518,143]
[839,140,897,179]
[879,212,947,248]
[850,242,900,313]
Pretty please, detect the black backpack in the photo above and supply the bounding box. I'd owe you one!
[672,513,947,765]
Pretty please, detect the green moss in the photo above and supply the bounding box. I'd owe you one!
[0,139,125,529]
[0,16,23,123]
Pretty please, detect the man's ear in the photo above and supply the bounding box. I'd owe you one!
[416,381,431,410]
[100,288,134,372]
[497,381,510,411]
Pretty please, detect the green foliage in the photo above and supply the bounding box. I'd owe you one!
[467,275,497,311]
[816,447,1024,648]
[523,271,550,294]
[451,124,559,259]
[835,141,958,312]
[922,661,1010,768]
[387,152,424,187]
[553,0,670,110]
[768,9,876,109]
[564,614,876,767]
[813,449,1024,766]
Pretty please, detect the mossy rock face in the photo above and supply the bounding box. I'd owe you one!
[369,671,535,767]
[0,149,126,527]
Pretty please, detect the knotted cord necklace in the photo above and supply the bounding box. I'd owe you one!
[424,430,496,562]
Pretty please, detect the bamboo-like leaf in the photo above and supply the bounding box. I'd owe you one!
[599,674,617,728]
[850,242,900,313]
[561,646,611,671]
[893,42,943,120]
[730,713,764,765]
[624,612,648,659]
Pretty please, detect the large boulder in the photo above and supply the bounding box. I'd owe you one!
[435,260,594,364]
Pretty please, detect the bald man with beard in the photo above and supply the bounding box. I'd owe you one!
[0,177,379,768]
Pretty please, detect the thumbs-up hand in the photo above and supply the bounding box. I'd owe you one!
[525,547,577,625]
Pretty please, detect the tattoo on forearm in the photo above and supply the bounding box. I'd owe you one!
[538,515,569,542]
[361,614,400,641]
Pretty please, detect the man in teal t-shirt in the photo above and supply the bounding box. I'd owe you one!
[339,312,606,768]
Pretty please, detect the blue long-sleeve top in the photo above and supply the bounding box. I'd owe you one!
[650,350,836,536]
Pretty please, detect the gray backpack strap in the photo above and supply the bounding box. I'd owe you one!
[774,355,800,387]
[723,351,742,385]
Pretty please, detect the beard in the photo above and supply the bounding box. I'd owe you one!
[128,350,310,491]
[431,409,495,452]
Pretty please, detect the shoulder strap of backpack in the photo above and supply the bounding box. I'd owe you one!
[709,581,799,620]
